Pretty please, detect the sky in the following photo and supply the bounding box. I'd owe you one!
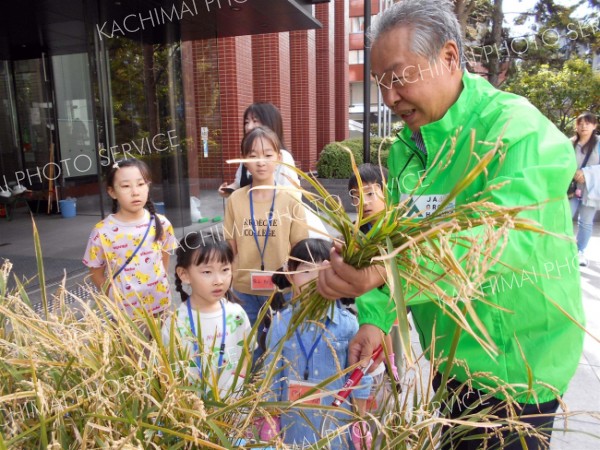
[502,0,594,36]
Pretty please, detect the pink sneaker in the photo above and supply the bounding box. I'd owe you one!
[388,354,401,390]
[257,416,280,441]
[351,421,372,450]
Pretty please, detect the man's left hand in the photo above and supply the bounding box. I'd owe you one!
[316,241,387,299]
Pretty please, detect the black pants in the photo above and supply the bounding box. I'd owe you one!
[433,373,559,450]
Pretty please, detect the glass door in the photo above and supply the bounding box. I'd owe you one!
[13,57,56,192]
[0,60,21,191]
[52,53,98,180]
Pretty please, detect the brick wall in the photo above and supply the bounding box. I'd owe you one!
[183,7,347,182]
[349,0,380,17]
[251,33,292,149]
[217,36,254,183]
[289,30,317,171]
[315,2,336,155]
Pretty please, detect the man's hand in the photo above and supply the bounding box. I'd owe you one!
[316,241,387,299]
[348,324,386,372]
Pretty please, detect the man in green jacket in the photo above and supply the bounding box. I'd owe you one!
[317,0,585,448]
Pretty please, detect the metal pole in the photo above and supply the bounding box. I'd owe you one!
[363,0,371,163]
[377,88,382,137]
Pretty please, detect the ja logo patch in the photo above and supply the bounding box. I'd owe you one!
[402,194,455,219]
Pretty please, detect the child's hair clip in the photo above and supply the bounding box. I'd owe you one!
[112,162,119,169]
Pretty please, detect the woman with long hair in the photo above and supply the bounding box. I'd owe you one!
[570,111,600,266]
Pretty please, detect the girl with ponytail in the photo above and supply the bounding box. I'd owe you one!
[162,231,252,393]
[83,158,177,318]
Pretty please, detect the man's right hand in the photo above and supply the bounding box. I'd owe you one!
[348,324,386,371]
[316,241,387,299]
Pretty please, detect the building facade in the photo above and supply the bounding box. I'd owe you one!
[0,0,357,286]
[0,0,349,232]
[183,0,351,198]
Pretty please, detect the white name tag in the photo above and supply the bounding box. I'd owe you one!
[402,194,455,218]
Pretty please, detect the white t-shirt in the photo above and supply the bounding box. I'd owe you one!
[161,300,252,394]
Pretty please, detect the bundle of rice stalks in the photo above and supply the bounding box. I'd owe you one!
[248,133,545,367]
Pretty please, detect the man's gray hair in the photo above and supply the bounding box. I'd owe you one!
[368,0,464,65]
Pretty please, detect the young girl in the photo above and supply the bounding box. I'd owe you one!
[223,126,308,356]
[161,232,252,395]
[83,159,176,318]
[264,238,373,450]
[218,102,299,197]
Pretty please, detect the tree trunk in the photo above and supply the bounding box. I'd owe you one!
[143,43,159,139]
[454,0,469,38]
[487,0,504,86]
[142,43,160,181]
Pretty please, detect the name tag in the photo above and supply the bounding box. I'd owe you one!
[288,379,321,405]
[250,272,274,291]
[401,193,455,218]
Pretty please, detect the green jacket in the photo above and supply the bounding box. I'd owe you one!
[357,71,585,403]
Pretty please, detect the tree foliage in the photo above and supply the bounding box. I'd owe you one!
[505,58,600,132]
[510,0,600,72]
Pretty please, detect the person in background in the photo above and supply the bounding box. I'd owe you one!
[317,1,585,449]
[83,159,176,319]
[223,126,308,361]
[218,102,299,197]
[569,111,600,267]
[219,102,328,240]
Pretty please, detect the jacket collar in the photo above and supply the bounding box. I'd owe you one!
[399,71,487,164]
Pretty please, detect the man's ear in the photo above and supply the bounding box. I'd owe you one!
[176,266,189,284]
[440,40,460,72]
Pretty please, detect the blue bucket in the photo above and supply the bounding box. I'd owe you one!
[155,202,165,215]
[59,199,76,218]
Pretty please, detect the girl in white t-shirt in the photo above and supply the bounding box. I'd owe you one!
[161,231,252,396]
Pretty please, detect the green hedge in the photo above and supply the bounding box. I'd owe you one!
[317,137,394,179]
[316,142,364,179]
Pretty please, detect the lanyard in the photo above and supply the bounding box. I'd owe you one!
[249,184,276,271]
[295,318,331,381]
[186,298,227,378]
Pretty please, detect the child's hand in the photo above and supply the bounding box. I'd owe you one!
[218,182,235,198]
